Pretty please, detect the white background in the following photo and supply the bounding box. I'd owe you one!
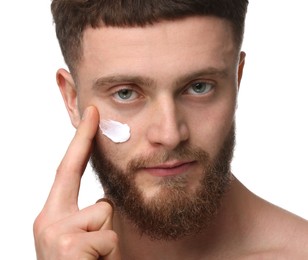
[1,1,307,258]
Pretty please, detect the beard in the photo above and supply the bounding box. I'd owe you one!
[90,124,235,240]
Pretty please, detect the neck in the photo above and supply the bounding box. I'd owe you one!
[112,177,256,259]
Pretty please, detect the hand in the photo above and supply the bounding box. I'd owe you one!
[33,106,121,259]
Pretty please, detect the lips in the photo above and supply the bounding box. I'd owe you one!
[143,160,196,177]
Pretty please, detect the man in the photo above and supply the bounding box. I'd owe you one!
[33,0,308,259]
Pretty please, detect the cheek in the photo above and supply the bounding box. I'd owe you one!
[99,119,131,143]
[94,122,140,170]
[189,98,236,156]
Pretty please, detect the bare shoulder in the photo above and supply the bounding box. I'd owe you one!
[276,208,308,256]
[231,181,308,258]
[233,205,308,259]
[247,195,308,258]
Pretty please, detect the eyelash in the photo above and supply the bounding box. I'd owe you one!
[184,81,215,96]
[111,80,214,103]
[112,87,141,103]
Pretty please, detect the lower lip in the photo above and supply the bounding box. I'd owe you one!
[144,162,196,177]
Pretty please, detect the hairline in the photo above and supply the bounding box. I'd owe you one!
[70,15,243,82]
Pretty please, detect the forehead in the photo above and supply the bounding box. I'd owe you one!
[78,16,236,84]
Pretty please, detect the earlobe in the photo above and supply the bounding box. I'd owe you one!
[237,51,246,89]
[56,68,80,128]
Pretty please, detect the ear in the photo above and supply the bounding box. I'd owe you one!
[56,68,81,128]
[237,51,246,89]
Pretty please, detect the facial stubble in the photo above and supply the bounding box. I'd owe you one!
[91,124,235,240]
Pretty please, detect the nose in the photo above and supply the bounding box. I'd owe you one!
[146,96,189,150]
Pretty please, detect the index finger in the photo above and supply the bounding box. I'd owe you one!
[45,106,99,217]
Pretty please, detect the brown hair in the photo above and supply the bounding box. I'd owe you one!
[51,0,249,74]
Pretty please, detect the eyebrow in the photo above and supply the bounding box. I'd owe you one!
[92,67,229,91]
[93,74,154,90]
[175,67,229,86]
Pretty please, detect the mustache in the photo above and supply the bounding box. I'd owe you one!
[126,145,210,173]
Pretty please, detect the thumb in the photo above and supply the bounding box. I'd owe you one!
[96,198,115,230]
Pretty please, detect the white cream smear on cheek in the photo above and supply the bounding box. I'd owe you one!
[99,119,131,143]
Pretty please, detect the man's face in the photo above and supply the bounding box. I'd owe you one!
[73,16,244,239]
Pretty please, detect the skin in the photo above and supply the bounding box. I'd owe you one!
[33,16,308,259]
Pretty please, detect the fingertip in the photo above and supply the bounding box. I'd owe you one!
[82,106,99,121]
[77,106,99,139]
[81,106,91,121]
[96,198,114,212]
[94,199,115,230]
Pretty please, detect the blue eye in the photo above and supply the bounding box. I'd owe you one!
[187,82,213,95]
[113,88,139,102]
[118,89,133,99]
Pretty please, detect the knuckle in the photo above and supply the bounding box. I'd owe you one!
[33,215,42,236]
[35,224,58,251]
[33,211,48,238]
[56,233,76,256]
[42,229,55,247]
[104,230,119,245]
[33,220,81,259]
[110,231,119,245]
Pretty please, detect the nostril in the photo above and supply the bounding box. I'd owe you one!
[147,119,189,150]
